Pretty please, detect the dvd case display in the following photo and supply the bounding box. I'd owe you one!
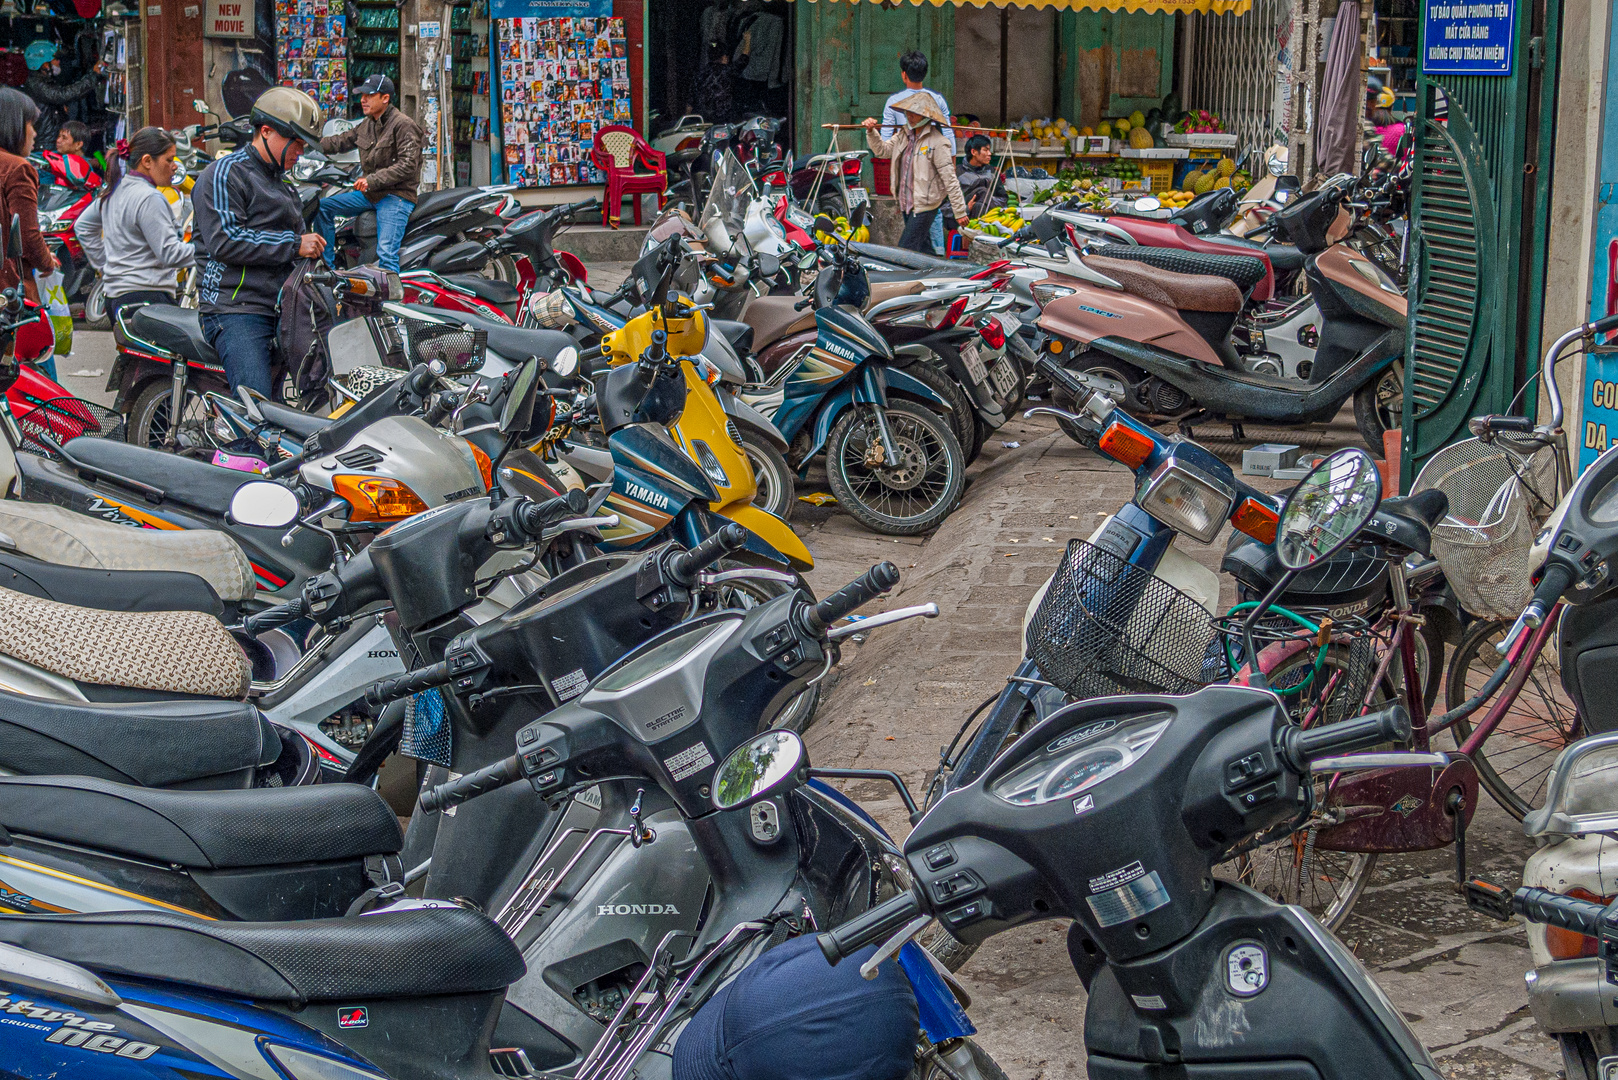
[496,15,629,187]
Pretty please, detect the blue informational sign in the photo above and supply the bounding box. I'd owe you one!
[1578,26,1618,471]
[491,0,608,20]
[1421,0,1516,76]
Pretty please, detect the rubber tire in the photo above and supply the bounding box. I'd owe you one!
[826,400,965,536]
[82,277,110,330]
[919,921,979,974]
[736,428,796,521]
[1559,1032,1601,1080]
[1354,360,1404,457]
[907,1037,1010,1080]
[127,378,217,456]
[902,355,982,464]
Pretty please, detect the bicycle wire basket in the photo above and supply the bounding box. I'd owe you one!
[1411,435,1558,621]
[11,395,124,457]
[1026,539,1218,700]
[406,321,488,375]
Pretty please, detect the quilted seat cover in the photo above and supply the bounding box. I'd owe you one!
[0,585,251,698]
[0,501,254,602]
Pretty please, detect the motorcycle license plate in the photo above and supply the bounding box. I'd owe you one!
[960,340,989,385]
[990,358,1019,399]
[847,186,869,208]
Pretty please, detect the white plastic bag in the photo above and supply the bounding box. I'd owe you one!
[35,268,71,356]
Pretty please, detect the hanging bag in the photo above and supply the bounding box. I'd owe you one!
[34,267,71,359]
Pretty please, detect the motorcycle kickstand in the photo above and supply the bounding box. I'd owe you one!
[1447,787,1467,891]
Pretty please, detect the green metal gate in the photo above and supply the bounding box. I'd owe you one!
[1400,0,1561,485]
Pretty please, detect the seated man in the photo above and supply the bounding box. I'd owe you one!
[956,134,1004,220]
[315,74,423,273]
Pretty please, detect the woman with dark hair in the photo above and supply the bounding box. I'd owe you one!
[0,86,59,300]
[74,126,193,326]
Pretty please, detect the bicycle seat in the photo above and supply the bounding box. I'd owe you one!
[0,906,524,1004]
[1367,489,1450,557]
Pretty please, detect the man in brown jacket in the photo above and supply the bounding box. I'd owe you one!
[315,74,423,272]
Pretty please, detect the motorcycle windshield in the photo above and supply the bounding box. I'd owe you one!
[700,151,756,244]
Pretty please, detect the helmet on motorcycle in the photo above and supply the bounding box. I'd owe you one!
[248,86,324,147]
[1375,86,1396,109]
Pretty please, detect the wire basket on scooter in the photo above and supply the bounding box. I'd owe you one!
[1026,539,1217,699]
[1411,435,1558,621]
[406,322,487,375]
[11,395,124,456]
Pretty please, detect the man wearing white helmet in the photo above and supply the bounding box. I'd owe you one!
[193,85,326,397]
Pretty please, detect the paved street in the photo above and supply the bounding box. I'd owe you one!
[52,303,1563,1078]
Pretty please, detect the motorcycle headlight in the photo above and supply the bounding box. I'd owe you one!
[1134,458,1234,544]
[1030,282,1076,309]
[291,158,320,182]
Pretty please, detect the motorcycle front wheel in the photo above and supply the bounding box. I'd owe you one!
[82,277,109,330]
[737,428,796,521]
[826,400,965,536]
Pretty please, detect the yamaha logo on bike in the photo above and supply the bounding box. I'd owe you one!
[625,482,673,511]
[338,1006,368,1029]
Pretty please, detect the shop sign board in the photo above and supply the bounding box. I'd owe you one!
[490,0,607,21]
[1578,24,1618,470]
[205,0,254,37]
[1421,0,1515,76]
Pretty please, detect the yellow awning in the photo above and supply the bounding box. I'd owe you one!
[798,0,1252,13]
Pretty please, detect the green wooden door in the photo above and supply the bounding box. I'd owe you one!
[854,5,953,123]
[1400,0,1560,484]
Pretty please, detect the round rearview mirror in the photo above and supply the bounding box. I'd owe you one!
[1132,196,1162,213]
[550,346,579,379]
[712,729,808,811]
[1276,448,1382,570]
[1266,147,1289,176]
[229,481,302,529]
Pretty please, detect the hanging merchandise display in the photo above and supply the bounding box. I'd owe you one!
[349,0,401,111]
[274,0,349,114]
[495,13,630,188]
[100,8,142,138]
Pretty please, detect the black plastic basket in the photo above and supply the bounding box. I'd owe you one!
[408,322,487,374]
[12,395,125,457]
[1026,539,1217,699]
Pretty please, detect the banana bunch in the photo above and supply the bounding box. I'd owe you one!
[965,206,1026,237]
[814,215,870,245]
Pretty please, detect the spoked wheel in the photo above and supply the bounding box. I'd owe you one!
[128,380,218,457]
[826,400,964,536]
[1445,615,1580,820]
[1354,360,1404,456]
[736,429,796,521]
[1217,644,1390,929]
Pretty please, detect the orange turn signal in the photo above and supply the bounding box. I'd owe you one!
[1097,422,1154,470]
[1546,888,1609,959]
[469,442,493,491]
[1231,497,1280,545]
[335,476,430,523]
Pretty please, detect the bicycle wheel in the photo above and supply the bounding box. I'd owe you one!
[1217,644,1386,929]
[1445,616,1580,820]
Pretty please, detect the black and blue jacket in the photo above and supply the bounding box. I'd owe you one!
[194,146,304,317]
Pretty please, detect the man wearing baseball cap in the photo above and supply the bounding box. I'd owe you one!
[316,74,423,273]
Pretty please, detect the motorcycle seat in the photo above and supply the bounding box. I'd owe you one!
[1083,254,1246,313]
[741,295,816,351]
[62,436,252,519]
[1091,246,1269,296]
[402,305,576,365]
[124,305,218,366]
[409,186,471,225]
[0,775,401,868]
[865,266,989,284]
[0,905,526,1004]
[442,273,521,321]
[0,549,224,616]
[847,241,962,273]
[255,400,331,442]
[0,689,274,788]
[1368,489,1449,558]
[1202,234,1308,274]
[0,584,251,699]
[711,318,754,356]
[0,499,253,602]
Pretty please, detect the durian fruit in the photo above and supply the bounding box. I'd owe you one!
[1192,173,1217,194]
[1217,157,1236,177]
[1213,176,1232,189]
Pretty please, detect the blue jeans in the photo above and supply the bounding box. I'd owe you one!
[317,189,413,273]
[201,311,278,398]
[929,209,946,256]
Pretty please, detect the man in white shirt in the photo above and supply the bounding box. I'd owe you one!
[881,51,954,256]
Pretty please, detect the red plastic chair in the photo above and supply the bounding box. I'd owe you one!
[591,125,668,229]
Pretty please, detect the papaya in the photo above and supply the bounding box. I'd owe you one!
[1128,126,1154,150]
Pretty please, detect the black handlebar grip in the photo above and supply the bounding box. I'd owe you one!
[242,596,307,636]
[364,661,452,709]
[1468,414,1536,438]
[668,523,750,587]
[803,562,902,636]
[1591,314,1618,336]
[1513,886,1606,938]
[406,364,437,397]
[1524,561,1577,629]
[418,754,524,815]
[264,454,306,480]
[516,490,589,536]
[817,890,924,966]
[1278,703,1411,773]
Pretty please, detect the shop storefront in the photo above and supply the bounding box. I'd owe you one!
[0,2,147,162]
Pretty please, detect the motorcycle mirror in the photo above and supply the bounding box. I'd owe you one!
[7,215,19,262]
[192,97,210,115]
[1361,143,1378,175]
[759,252,781,278]
[229,481,302,529]
[1395,129,1413,160]
[1029,212,1060,243]
[712,728,809,811]
[549,346,579,379]
[813,214,838,236]
[1275,448,1382,571]
[499,358,543,437]
[1132,196,1162,213]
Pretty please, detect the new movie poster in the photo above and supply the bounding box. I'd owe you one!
[496,15,629,187]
